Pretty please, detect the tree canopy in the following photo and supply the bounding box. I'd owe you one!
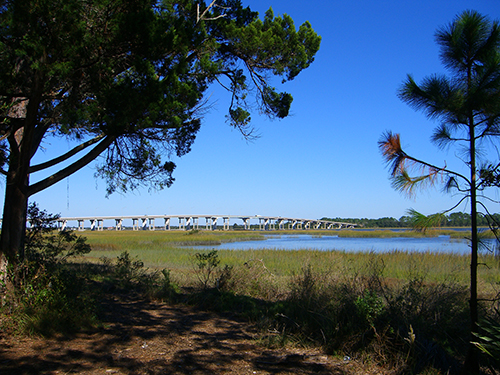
[0,0,321,263]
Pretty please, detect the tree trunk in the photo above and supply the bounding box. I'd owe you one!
[462,109,479,375]
[463,189,480,374]
[0,164,29,265]
[0,166,29,291]
[1,66,49,263]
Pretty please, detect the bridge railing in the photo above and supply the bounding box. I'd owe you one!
[55,215,358,232]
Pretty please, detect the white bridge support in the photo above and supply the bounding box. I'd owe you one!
[277,218,285,230]
[242,217,250,230]
[90,218,104,231]
[78,219,85,231]
[223,217,230,230]
[58,220,68,231]
[148,218,155,231]
[115,219,123,231]
[259,217,270,231]
[56,215,358,232]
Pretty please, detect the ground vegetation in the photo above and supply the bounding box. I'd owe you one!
[2,226,499,374]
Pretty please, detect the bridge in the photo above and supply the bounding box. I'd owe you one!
[55,215,358,232]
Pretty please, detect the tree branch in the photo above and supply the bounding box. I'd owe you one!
[27,135,116,196]
[197,0,228,23]
[29,135,105,173]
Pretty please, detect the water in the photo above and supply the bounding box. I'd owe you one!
[188,234,496,254]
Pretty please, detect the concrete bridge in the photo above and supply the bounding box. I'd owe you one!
[55,215,358,232]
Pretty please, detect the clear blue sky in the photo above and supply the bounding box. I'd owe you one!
[8,0,500,221]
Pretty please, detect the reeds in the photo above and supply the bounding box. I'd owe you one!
[79,230,500,290]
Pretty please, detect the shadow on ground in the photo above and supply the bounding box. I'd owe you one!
[0,289,350,375]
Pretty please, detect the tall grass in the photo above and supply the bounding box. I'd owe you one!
[83,229,264,250]
[79,230,500,295]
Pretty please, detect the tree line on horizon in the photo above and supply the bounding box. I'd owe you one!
[322,212,500,228]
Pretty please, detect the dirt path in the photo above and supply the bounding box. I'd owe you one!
[0,292,368,375]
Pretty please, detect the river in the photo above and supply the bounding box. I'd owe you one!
[189,234,497,255]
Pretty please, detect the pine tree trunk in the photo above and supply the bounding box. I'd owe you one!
[0,82,43,268]
[463,192,480,374]
[462,109,480,375]
[0,167,29,265]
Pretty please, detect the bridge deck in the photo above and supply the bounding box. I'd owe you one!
[54,215,358,231]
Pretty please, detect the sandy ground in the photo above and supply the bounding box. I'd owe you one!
[0,291,383,375]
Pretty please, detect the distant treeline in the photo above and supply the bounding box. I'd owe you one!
[322,212,500,228]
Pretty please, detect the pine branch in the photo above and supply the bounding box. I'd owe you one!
[29,135,105,173]
[27,135,115,196]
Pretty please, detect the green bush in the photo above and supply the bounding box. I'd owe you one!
[97,251,180,302]
[1,203,97,336]
[355,290,384,328]
[150,268,180,301]
[193,250,220,289]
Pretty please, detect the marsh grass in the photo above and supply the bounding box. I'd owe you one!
[79,230,500,295]
[82,230,264,250]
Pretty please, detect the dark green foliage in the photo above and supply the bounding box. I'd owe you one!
[25,203,91,264]
[322,216,406,228]
[192,249,235,291]
[156,268,180,301]
[193,250,221,289]
[322,212,500,228]
[102,251,180,300]
[355,290,384,328]
[1,203,96,336]
[473,313,500,367]
[114,251,146,287]
[0,0,321,191]
[251,265,469,373]
[6,264,98,336]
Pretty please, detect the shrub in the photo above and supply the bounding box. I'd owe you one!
[1,203,96,336]
[24,203,91,266]
[149,269,180,301]
[193,250,220,289]
[355,290,384,328]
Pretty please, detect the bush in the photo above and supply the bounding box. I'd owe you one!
[98,251,180,302]
[1,203,97,336]
[24,202,91,265]
[193,250,220,289]
[249,259,469,374]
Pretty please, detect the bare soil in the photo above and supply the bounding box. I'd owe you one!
[0,291,384,375]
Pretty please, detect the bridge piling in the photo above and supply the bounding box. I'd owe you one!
[52,215,358,232]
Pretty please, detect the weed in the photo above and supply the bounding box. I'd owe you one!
[193,250,220,289]
[355,290,384,328]
[114,251,146,287]
[216,264,234,291]
[146,269,180,301]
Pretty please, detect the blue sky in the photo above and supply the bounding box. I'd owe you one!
[7,0,500,221]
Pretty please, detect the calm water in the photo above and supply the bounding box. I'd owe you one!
[189,234,496,254]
